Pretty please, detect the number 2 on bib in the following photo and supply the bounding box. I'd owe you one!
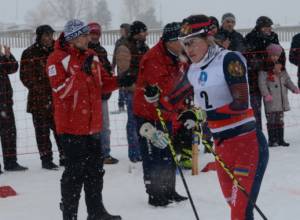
[200,91,213,109]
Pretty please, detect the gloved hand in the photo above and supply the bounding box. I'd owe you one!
[264,94,273,102]
[144,85,160,103]
[117,70,136,87]
[82,55,94,75]
[177,108,206,130]
[139,122,169,149]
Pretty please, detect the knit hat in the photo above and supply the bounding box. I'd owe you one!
[162,22,182,42]
[120,23,130,31]
[179,14,211,39]
[88,22,101,35]
[256,16,273,28]
[266,44,283,56]
[36,25,55,42]
[130,21,147,36]
[222,13,236,23]
[64,19,89,41]
[209,16,219,29]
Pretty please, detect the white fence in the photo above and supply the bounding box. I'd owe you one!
[1,26,300,48]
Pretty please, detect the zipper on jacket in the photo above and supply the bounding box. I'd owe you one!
[279,75,284,110]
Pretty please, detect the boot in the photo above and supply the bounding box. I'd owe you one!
[4,162,28,171]
[278,128,290,147]
[86,201,121,220]
[60,202,78,220]
[42,160,59,170]
[165,191,188,202]
[148,194,172,207]
[267,126,278,147]
[98,206,122,220]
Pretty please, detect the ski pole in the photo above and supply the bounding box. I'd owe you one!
[155,107,200,220]
[200,137,268,220]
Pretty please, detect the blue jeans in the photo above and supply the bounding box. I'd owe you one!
[124,91,141,160]
[118,89,126,109]
[100,100,111,157]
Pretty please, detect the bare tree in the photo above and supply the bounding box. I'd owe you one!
[25,0,99,27]
[93,0,112,29]
[136,7,162,29]
[122,0,155,22]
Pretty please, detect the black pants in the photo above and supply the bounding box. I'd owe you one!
[32,113,63,162]
[136,116,176,198]
[0,104,17,167]
[59,133,105,220]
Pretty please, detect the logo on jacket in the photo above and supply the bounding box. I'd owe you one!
[198,71,208,86]
[228,60,244,77]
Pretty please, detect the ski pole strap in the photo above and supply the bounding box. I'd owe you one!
[155,108,179,165]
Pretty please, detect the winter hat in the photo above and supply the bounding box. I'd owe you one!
[88,22,101,35]
[162,22,182,42]
[36,25,55,42]
[64,19,89,41]
[222,13,236,23]
[120,23,130,31]
[256,16,273,28]
[179,14,211,39]
[130,21,147,36]
[209,16,219,29]
[266,44,283,56]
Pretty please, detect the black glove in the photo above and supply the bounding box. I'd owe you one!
[117,70,136,87]
[173,126,193,154]
[144,84,160,103]
[82,55,94,75]
[177,109,205,130]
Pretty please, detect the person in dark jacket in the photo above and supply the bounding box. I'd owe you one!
[0,45,28,173]
[245,16,286,130]
[20,25,64,170]
[115,21,149,162]
[113,23,131,112]
[46,19,133,220]
[88,22,119,165]
[220,13,246,52]
[134,22,188,207]
[289,33,300,88]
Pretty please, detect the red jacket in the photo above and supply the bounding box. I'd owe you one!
[46,34,118,135]
[133,40,189,121]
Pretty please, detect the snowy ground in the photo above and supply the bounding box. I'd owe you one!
[1,44,300,220]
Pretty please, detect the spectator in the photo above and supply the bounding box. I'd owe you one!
[134,22,188,206]
[259,44,300,147]
[113,23,131,113]
[0,44,28,173]
[115,21,149,162]
[214,29,231,49]
[220,12,246,52]
[46,19,132,220]
[245,16,285,130]
[289,32,300,88]
[88,22,119,165]
[20,25,64,170]
[209,16,219,36]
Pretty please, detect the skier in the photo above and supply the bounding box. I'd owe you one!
[145,15,269,220]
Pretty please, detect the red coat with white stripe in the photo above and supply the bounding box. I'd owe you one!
[46,34,118,135]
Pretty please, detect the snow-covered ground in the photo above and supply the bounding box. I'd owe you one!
[1,44,300,220]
